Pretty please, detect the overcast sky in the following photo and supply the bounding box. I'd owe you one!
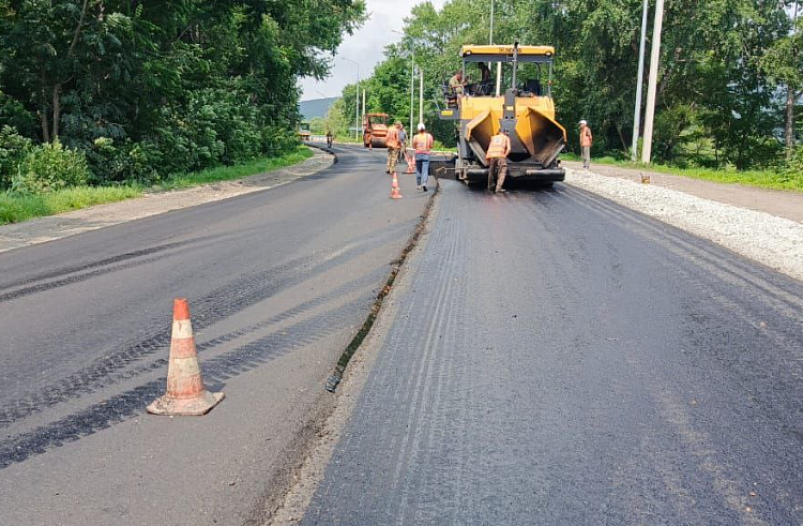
[299,0,446,101]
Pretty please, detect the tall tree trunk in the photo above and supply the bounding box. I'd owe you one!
[52,84,62,140]
[40,106,51,144]
[786,85,795,160]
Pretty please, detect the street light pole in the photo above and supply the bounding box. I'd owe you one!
[341,57,361,141]
[419,67,424,126]
[631,0,649,161]
[641,0,664,164]
[392,30,416,135]
[491,0,502,96]
[490,0,494,44]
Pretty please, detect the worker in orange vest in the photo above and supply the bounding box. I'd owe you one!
[385,121,402,174]
[412,123,434,192]
[579,119,593,169]
[486,128,512,193]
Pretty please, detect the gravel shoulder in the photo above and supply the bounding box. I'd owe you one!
[563,160,803,223]
[0,147,333,254]
[565,167,803,283]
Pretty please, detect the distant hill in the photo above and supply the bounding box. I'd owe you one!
[299,97,339,120]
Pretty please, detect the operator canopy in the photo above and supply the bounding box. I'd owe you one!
[460,45,555,63]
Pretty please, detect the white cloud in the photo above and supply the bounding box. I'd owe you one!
[299,0,446,101]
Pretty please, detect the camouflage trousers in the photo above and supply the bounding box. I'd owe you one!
[488,157,508,192]
[387,147,400,173]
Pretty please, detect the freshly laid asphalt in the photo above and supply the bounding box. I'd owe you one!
[0,145,430,525]
[302,180,803,525]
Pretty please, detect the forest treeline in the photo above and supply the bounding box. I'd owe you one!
[325,0,802,175]
[0,0,364,193]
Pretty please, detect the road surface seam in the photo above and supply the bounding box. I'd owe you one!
[266,178,442,525]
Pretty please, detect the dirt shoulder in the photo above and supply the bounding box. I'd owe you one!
[562,160,803,224]
[0,148,333,254]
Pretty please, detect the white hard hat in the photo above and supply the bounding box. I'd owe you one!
[579,119,588,125]
[417,123,426,131]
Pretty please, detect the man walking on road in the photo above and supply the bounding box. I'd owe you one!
[486,128,511,193]
[412,123,434,192]
[385,121,402,174]
[398,124,408,164]
[579,120,593,169]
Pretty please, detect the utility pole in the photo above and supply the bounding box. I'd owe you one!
[631,0,649,161]
[411,48,415,133]
[641,0,664,164]
[491,0,502,96]
[362,89,366,124]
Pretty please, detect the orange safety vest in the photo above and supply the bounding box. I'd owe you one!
[386,127,400,149]
[580,127,593,147]
[413,132,433,154]
[486,134,510,159]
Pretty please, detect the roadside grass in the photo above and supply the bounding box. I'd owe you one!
[155,146,313,191]
[0,145,314,226]
[562,153,803,193]
[0,186,142,225]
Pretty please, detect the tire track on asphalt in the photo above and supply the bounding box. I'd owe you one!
[0,236,217,294]
[0,296,368,470]
[568,188,803,313]
[0,223,409,428]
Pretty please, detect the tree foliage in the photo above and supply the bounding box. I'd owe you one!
[332,0,801,171]
[0,0,365,190]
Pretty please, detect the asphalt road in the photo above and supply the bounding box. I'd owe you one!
[0,145,430,525]
[302,180,803,525]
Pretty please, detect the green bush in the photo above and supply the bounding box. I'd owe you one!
[86,138,162,185]
[0,125,33,190]
[12,140,90,194]
[782,146,803,188]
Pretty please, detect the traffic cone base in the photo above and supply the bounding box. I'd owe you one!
[147,390,225,416]
[147,298,224,416]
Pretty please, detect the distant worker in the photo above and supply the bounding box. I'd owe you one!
[476,62,492,95]
[579,120,593,169]
[449,71,465,96]
[326,130,333,148]
[486,128,512,193]
[412,123,434,192]
[385,121,402,174]
[398,124,408,164]
[478,62,491,83]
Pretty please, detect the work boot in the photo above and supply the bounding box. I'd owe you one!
[423,185,427,192]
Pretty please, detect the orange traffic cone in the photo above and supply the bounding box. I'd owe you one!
[390,172,402,199]
[405,151,415,174]
[147,298,225,416]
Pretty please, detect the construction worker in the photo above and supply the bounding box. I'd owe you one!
[398,124,408,164]
[412,123,434,192]
[579,120,593,169]
[385,121,402,174]
[449,71,465,96]
[326,130,333,148]
[476,62,492,95]
[486,128,511,193]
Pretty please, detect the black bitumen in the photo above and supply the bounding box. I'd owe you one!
[0,146,430,525]
[302,181,803,525]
